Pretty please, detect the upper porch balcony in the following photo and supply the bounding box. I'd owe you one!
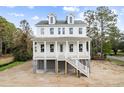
[32,36,91,60]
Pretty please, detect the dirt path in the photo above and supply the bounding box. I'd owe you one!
[0,60,124,87]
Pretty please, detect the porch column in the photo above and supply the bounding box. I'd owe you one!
[77,41,79,59]
[33,60,37,73]
[55,41,58,74]
[65,41,68,59]
[55,60,58,74]
[44,41,47,72]
[83,42,86,56]
[65,61,67,75]
[55,41,58,58]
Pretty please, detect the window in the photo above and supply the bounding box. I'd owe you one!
[62,28,65,34]
[35,47,37,52]
[41,28,44,35]
[60,44,63,52]
[35,42,37,45]
[70,17,72,23]
[79,44,83,52]
[69,28,73,34]
[41,44,44,52]
[58,28,61,34]
[50,44,54,52]
[69,44,73,52]
[79,28,83,34]
[50,28,54,35]
[86,42,89,51]
[50,17,53,24]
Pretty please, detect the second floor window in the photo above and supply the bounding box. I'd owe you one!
[60,44,63,52]
[69,44,73,52]
[41,44,44,52]
[50,44,54,52]
[58,28,61,34]
[62,28,65,34]
[41,28,44,35]
[79,28,83,34]
[69,28,73,34]
[50,28,54,35]
[79,44,83,52]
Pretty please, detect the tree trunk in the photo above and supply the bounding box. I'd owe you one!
[114,49,117,55]
[0,39,2,56]
[100,19,104,58]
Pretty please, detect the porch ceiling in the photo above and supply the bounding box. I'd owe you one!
[32,36,91,42]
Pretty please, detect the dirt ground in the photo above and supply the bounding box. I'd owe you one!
[0,60,124,87]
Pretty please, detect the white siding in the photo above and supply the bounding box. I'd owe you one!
[36,26,86,37]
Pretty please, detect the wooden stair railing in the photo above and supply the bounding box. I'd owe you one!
[66,57,89,77]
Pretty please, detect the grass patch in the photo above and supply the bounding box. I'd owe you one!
[0,61,24,71]
[107,58,124,66]
[0,57,14,65]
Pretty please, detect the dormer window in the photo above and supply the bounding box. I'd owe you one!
[70,17,72,23]
[48,13,56,24]
[50,17,53,24]
[67,14,74,24]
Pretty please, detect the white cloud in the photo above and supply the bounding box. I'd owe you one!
[8,13,24,17]
[78,12,84,19]
[117,18,121,23]
[75,12,84,20]
[32,16,39,20]
[63,6,80,12]
[28,6,35,9]
[6,6,16,8]
[120,8,124,15]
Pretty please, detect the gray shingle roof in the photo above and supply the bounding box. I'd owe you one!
[35,20,85,26]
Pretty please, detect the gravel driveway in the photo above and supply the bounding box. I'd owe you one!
[0,60,124,87]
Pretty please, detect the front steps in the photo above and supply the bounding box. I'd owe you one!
[66,58,89,77]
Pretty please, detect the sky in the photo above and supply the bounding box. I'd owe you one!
[0,6,124,34]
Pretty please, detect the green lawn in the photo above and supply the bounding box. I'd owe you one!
[0,61,24,71]
[110,51,124,56]
[107,58,124,66]
[0,55,25,71]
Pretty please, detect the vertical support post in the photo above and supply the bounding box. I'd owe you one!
[44,60,47,72]
[44,41,46,59]
[88,59,91,73]
[44,41,47,72]
[65,61,67,75]
[55,41,58,58]
[55,41,58,74]
[77,41,79,59]
[33,60,37,73]
[55,60,58,74]
[76,70,80,77]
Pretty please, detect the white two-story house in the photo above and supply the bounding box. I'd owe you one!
[32,13,91,77]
